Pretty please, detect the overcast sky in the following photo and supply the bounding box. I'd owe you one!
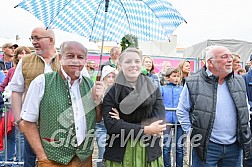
[1,0,252,48]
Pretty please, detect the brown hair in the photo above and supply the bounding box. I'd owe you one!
[237,68,246,75]
[165,68,179,78]
[142,56,155,74]
[13,46,31,67]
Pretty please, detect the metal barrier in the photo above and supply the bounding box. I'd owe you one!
[165,107,192,167]
[0,101,24,167]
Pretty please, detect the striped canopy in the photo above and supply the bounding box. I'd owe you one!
[16,0,185,42]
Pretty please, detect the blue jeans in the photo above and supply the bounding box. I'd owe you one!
[192,140,242,167]
[95,121,107,167]
[0,126,15,167]
[163,125,184,167]
[24,136,36,167]
[14,128,24,166]
[0,126,24,167]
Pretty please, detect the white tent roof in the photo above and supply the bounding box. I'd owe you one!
[184,39,252,63]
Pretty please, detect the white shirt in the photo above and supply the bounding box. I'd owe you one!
[21,67,87,146]
[9,54,55,93]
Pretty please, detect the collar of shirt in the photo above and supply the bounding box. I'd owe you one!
[60,66,83,85]
[36,51,58,63]
[206,68,213,77]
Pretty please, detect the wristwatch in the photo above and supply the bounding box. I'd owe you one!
[14,118,23,126]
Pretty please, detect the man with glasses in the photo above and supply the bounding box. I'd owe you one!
[9,27,60,167]
[177,45,251,167]
[0,43,16,74]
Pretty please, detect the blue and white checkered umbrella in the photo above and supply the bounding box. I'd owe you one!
[15,0,185,42]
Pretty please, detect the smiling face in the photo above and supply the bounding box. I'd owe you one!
[59,41,87,80]
[207,46,233,78]
[119,51,142,82]
[142,57,153,71]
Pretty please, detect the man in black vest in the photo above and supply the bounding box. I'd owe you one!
[177,45,252,167]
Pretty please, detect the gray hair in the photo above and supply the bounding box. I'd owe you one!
[60,41,88,58]
[204,45,222,67]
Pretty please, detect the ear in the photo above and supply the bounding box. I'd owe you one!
[207,59,213,67]
[58,54,63,65]
[58,54,62,61]
[166,76,170,82]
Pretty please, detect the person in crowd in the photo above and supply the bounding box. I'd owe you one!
[86,59,98,81]
[10,27,60,167]
[242,54,252,167]
[177,45,251,167]
[0,71,5,84]
[19,41,104,167]
[102,48,166,167]
[0,46,31,166]
[245,64,251,72]
[177,59,191,164]
[232,53,241,74]
[0,43,16,74]
[101,46,121,69]
[158,61,172,86]
[0,46,31,92]
[142,56,160,87]
[237,68,246,75]
[178,60,191,86]
[160,67,184,167]
[95,65,117,167]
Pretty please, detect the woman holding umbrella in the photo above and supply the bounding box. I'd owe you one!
[102,48,166,167]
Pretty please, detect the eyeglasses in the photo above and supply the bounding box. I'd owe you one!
[29,36,50,42]
[5,46,14,49]
[219,54,234,59]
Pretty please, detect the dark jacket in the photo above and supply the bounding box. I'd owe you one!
[103,72,165,163]
[186,66,252,161]
[101,58,116,71]
[243,69,252,108]
[0,56,13,70]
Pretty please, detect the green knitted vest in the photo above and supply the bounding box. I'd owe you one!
[39,71,96,165]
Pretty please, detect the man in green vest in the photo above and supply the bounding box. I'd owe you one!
[10,27,60,167]
[19,41,104,166]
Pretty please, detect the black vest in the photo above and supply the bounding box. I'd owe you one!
[186,66,252,161]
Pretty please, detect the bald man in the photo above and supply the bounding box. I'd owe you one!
[10,27,60,167]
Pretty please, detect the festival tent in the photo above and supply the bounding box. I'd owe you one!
[183,39,252,63]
